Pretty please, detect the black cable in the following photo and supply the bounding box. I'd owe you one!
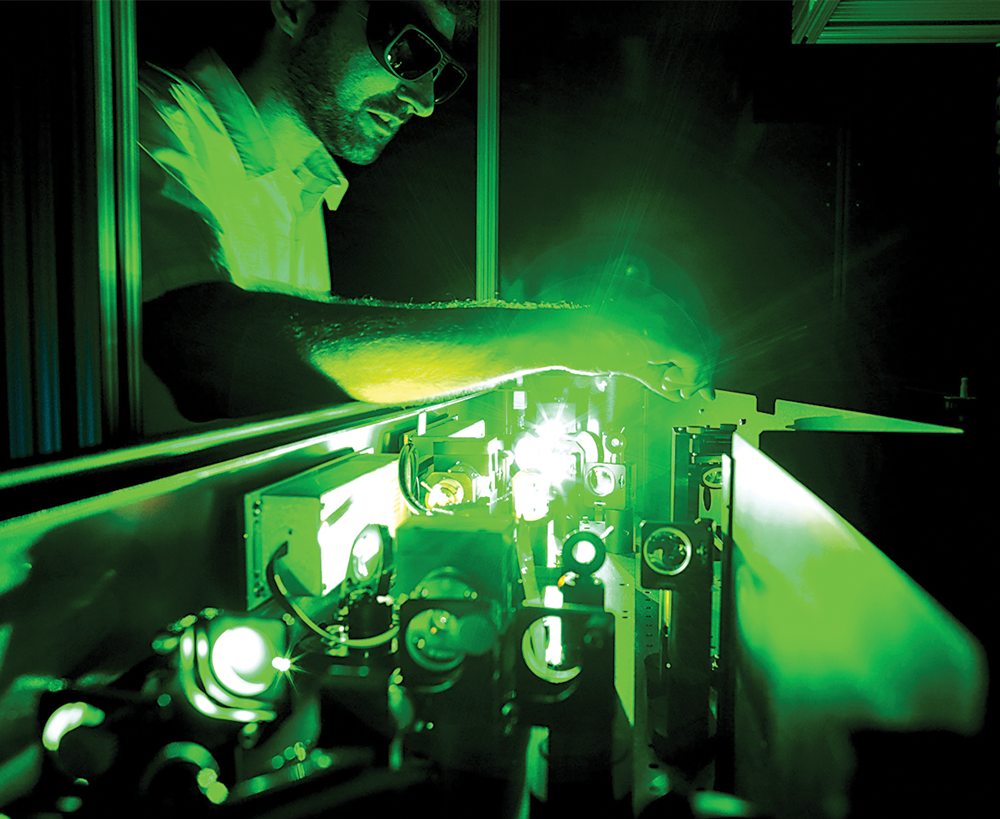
[266,544,398,648]
[398,439,452,516]
[397,440,425,515]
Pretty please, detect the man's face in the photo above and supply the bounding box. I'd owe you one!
[286,0,458,165]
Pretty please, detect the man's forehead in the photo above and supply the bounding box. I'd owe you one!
[407,0,458,45]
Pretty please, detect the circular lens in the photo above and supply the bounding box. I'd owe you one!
[702,466,723,490]
[643,527,693,576]
[211,627,277,697]
[348,524,388,584]
[425,477,464,509]
[586,465,617,497]
[562,531,605,575]
[406,609,464,671]
[521,618,581,684]
[573,539,596,565]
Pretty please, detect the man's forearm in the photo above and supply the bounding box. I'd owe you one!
[294,296,597,404]
[144,283,602,418]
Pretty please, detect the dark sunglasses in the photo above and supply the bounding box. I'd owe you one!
[359,2,469,104]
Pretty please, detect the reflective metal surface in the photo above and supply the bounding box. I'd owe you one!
[726,432,987,818]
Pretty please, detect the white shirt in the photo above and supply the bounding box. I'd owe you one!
[138,51,351,434]
[138,50,349,303]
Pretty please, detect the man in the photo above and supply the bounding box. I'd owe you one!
[140,0,716,430]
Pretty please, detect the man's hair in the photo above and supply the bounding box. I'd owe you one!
[313,1,480,52]
[438,1,480,35]
[440,1,480,53]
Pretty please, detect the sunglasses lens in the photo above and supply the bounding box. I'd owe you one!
[380,24,467,103]
[433,62,466,103]
[386,29,441,80]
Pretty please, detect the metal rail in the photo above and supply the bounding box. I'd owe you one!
[476,0,500,302]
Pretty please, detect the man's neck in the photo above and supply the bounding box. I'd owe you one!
[238,52,328,171]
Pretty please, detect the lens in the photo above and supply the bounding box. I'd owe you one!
[382,27,467,103]
[386,28,441,80]
[521,618,581,684]
[562,531,606,575]
[211,626,277,697]
[348,524,388,584]
[433,62,466,103]
[586,465,617,497]
[644,527,693,576]
[406,609,464,671]
[573,539,597,565]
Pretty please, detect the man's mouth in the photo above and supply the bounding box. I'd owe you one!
[367,110,401,136]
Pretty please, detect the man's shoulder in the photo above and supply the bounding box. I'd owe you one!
[139,61,187,88]
[137,58,236,174]
[142,58,228,118]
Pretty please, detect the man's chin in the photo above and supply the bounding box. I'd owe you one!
[334,148,383,166]
[330,136,387,166]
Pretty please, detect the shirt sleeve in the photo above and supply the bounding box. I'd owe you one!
[137,67,237,302]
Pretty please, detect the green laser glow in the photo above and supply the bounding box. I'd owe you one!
[42,702,105,751]
[511,469,550,521]
[572,539,597,565]
[210,626,277,697]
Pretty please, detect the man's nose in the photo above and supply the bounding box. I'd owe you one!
[396,75,435,118]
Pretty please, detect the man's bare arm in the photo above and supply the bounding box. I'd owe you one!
[144,282,714,420]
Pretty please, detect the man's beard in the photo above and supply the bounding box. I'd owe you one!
[301,97,386,165]
[285,31,386,165]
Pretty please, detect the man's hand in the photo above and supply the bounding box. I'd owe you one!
[594,329,717,402]
[636,348,717,403]
[620,284,717,400]
[519,269,719,402]
[550,281,718,402]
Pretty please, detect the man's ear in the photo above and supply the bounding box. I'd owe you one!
[270,0,315,39]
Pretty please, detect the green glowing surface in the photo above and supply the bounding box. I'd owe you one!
[511,469,550,521]
[205,780,229,804]
[55,796,84,813]
[648,389,961,450]
[210,625,277,697]
[196,767,217,789]
[42,702,105,752]
[732,432,984,731]
[691,790,755,817]
[728,432,987,814]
